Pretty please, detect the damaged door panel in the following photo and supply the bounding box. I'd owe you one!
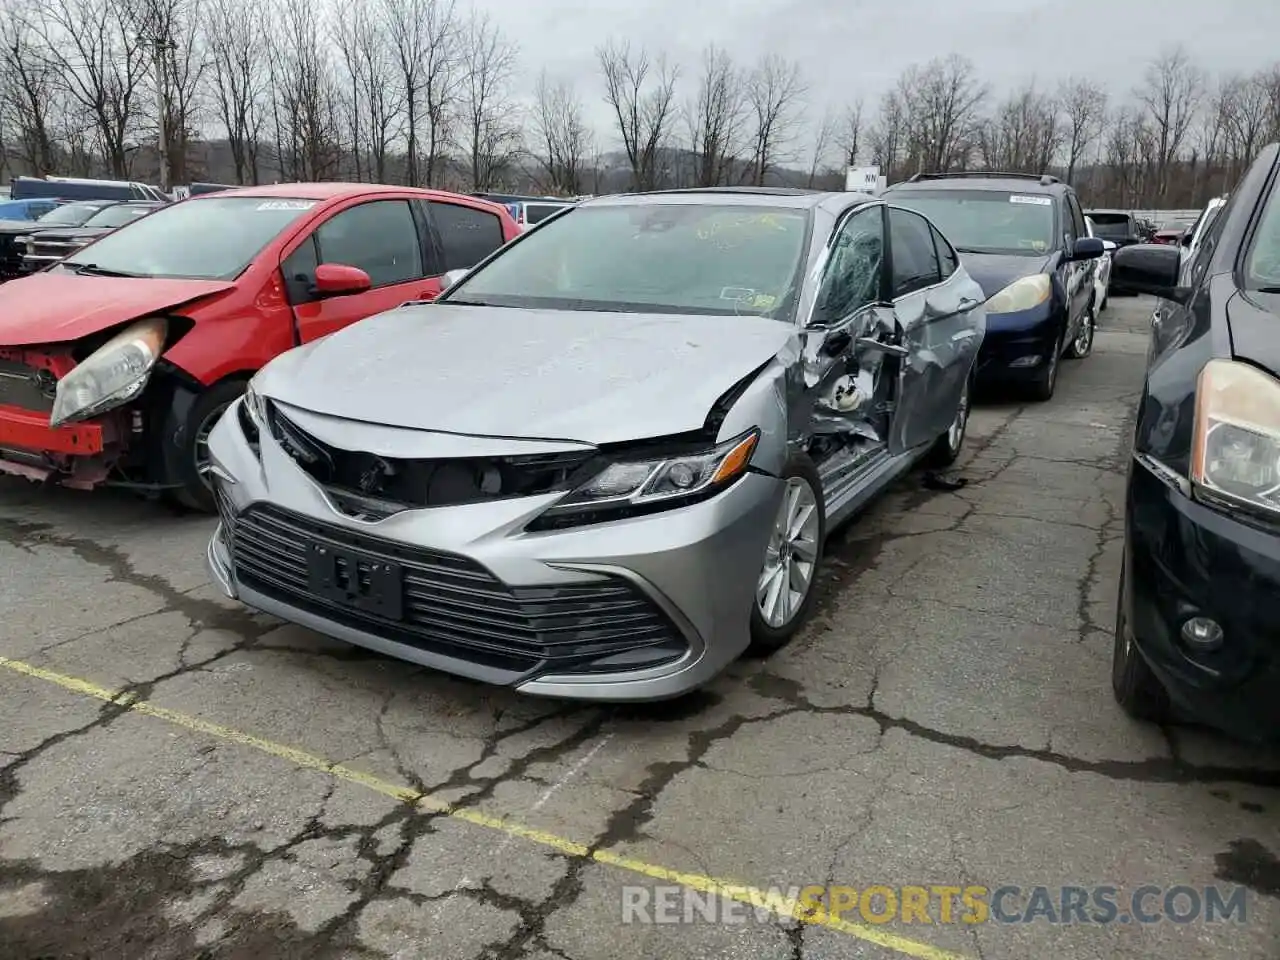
[885,206,986,453]
[797,204,897,493]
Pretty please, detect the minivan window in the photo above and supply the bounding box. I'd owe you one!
[1246,186,1280,290]
[57,196,319,280]
[888,189,1056,256]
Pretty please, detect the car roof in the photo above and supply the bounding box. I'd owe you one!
[194,182,447,201]
[887,176,1063,196]
[581,187,873,212]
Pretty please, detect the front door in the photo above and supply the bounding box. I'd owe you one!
[281,198,442,344]
[886,206,984,452]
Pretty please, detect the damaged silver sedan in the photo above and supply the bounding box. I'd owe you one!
[204,187,985,700]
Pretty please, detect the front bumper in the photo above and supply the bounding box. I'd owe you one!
[974,306,1060,382]
[204,401,785,701]
[0,403,119,485]
[1125,456,1280,740]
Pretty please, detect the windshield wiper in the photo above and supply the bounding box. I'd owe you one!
[1254,286,1280,294]
[64,261,143,278]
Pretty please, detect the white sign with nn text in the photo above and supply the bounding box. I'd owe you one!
[846,166,881,193]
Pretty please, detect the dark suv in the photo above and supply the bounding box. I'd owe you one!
[1083,209,1145,248]
[883,172,1105,400]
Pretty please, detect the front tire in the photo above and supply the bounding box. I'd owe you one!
[923,371,971,468]
[1112,562,1170,722]
[1065,302,1096,359]
[1028,327,1063,402]
[170,380,246,512]
[748,455,825,655]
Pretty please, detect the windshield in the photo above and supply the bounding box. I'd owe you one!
[888,190,1057,255]
[84,205,155,229]
[1246,186,1280,290]
[1087,214,1133,239]
[446,203,811,317]
[37,203,105,226]
[59,196,319,280]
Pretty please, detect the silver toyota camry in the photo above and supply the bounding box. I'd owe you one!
[205,187,986,701]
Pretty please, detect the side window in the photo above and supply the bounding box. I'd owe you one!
[1066,195,1086,243]
[315,200,423,287]
[429,201,505,271]
[30,201,55,218]
[931,223,959,279]
[812,206,884,325]
[281,235,320,305]
[888,207,941,298]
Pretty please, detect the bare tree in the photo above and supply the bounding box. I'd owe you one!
[978,82,1060,173]
[1058,76,1107,185]
[806,108,837,187]
[1223,71,1272,174]
[0,15,60,175]
[382,0,460,186]
[269,0,342,180]
[597,40,679,191]
[685,44,746,187]
[531,69,591,195]
[867,88,905,180]
[900,54,987,173]
[205,0,265,183]
[842,98,864,166]
[744,54,806,185]
[458,12,521,191]
[1135,45,1204,204]
[136,0,206,186]
[28,0,152,176]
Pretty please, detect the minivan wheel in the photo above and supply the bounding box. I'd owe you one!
[1028,328,1063,402]
[748,455,826,655]
[1111,563,1170,722]
[171,380,246,512]
[1066,303,1096,359]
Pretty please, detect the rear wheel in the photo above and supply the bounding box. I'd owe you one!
[170,380,246,512]
[1111,562,1170,722]
[1065,303,1096,359]
[748,455,825,655]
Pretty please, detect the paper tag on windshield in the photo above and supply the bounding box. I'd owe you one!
[255,200,316,211]
[1009,195,1052,205]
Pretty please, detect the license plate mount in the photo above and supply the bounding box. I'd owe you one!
[306,541,404,620]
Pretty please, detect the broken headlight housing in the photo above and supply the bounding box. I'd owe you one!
[527,429,760,530]
[1190,359,1280,520]
[49,317,167,427]
[985,273,1051,314]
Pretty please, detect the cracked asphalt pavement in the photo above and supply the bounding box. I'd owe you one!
[2,294,1279,959]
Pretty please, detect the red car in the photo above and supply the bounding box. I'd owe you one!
[0,182,520,509]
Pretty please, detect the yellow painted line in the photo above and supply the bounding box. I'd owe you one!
[0,655,970,960]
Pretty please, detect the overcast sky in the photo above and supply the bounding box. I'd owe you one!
[475,0,1280,158]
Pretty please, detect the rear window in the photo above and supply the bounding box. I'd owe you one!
[1086,214,1133,238]
[524,203,568,225]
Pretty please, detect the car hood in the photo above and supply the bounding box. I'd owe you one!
[0,218,42,236]
[0,273,237,346]
[27,226,109,242]
[958,252,1054,298]
[257,304,798,445]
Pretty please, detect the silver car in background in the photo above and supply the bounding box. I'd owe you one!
[205,187,986,701]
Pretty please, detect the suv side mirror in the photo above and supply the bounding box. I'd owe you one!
[313,262,372,297]
[1070,237,1105,261]
[1112,243,1190,304]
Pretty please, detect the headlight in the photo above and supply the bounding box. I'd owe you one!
[1190,359,1280,518]
[237,377,266,452]
[985,274,1052,314]
[49,317,167,427]
[528,429,760,530]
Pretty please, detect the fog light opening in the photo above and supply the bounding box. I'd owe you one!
[1009,355,1043,368]
[1180,616,1224,652]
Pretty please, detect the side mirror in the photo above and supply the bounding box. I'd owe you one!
[442,268,469,291]
[1112,243,1190,304]
[313,262,371,297]
[1102,240,1116,252]
[1070,237,1105,261]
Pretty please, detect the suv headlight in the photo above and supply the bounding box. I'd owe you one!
[985,274,1052,314]
[1191,359,1280,518]
[527,429,760,530]
[49,317,167,427]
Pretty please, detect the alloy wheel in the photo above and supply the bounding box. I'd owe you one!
[1073,307,1096,357]
[193,403,232,490]
[756,477,821,629]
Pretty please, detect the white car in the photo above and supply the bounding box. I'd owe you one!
[1085,216,1114,313]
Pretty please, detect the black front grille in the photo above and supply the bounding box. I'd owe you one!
[228,503,687,678]
[0,359,56,411]
[0,235,23,279]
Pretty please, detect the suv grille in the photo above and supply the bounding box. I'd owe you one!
[228,503,687,678]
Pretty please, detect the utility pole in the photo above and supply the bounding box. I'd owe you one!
[142,34,176,192]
